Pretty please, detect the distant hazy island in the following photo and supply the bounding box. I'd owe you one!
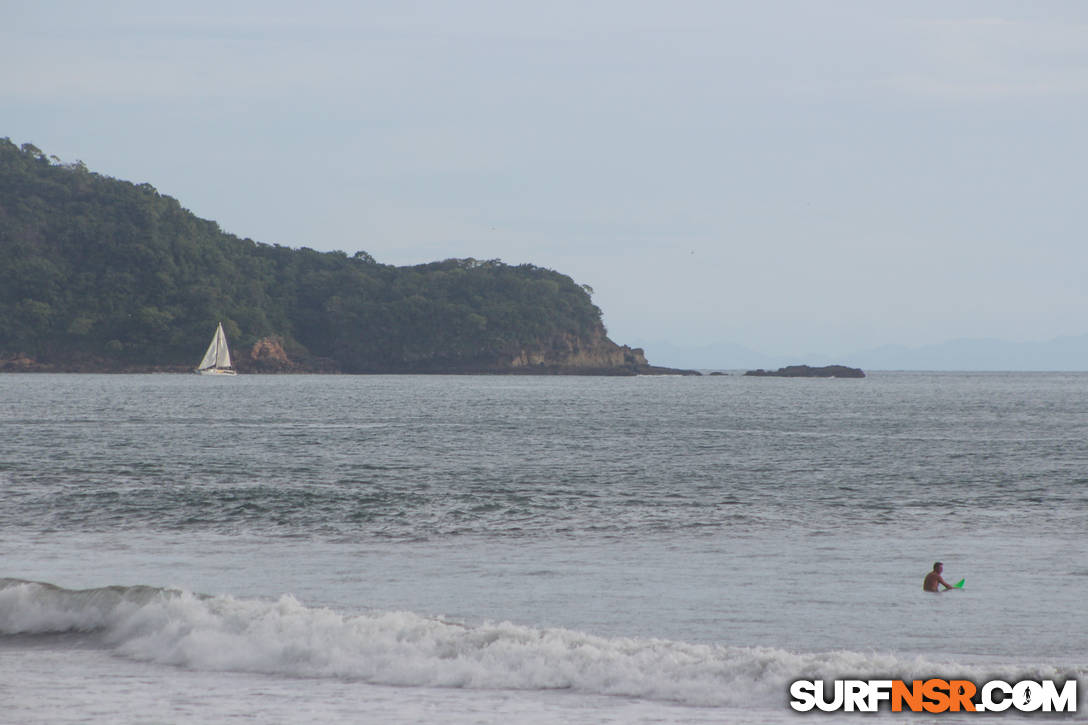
[744,365,865,378]
[0,138,695,375]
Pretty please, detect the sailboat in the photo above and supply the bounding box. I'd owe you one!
[195,322,237,375]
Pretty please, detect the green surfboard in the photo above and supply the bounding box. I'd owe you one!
[952,578,965,589]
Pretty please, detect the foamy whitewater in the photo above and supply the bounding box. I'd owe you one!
[1,373,1086,723]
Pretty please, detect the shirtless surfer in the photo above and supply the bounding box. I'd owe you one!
[923,562,953,592]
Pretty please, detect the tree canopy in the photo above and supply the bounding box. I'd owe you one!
[0,137,610,372]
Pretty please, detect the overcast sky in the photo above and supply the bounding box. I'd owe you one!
[4,1,1087,360]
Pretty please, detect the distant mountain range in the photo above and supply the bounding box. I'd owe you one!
[638,335,1088,372]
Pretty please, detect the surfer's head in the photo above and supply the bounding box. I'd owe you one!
[933,562,943,573]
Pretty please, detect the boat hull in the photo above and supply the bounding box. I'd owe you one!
[196,368,237,376]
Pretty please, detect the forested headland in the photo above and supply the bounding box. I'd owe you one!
[0,138,684,374]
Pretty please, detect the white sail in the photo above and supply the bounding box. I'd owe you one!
[196,322,236,375]
[197,331,219,370]
[213,324,232,368]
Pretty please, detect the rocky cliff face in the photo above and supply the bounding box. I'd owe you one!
[245,337,293,372]
[502,330,650,374]
[239,337,339,373]
[0,353,41,372]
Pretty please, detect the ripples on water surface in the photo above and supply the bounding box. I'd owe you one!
[2,372,1087,723]
[3,373,1086,540]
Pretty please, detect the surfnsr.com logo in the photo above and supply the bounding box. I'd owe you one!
[789,679,1077,713]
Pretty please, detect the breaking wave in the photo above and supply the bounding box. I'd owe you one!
[0,578,1079,709]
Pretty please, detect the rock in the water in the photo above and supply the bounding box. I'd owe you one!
[744,364,865,378]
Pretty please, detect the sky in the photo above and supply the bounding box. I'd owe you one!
[3,1,1087,363]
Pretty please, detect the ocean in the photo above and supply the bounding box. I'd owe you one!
[1,372,1085,723]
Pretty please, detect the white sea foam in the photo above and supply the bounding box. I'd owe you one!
[1,578,1079,710]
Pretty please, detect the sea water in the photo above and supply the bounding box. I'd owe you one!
[1,372,1085,723]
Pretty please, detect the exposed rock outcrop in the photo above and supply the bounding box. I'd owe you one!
[744,364,865,378]
[507,331,642,372]
[245,337,293,373]
[238,337,340,374]
[0,354,46,372]
[499,331,696,375]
